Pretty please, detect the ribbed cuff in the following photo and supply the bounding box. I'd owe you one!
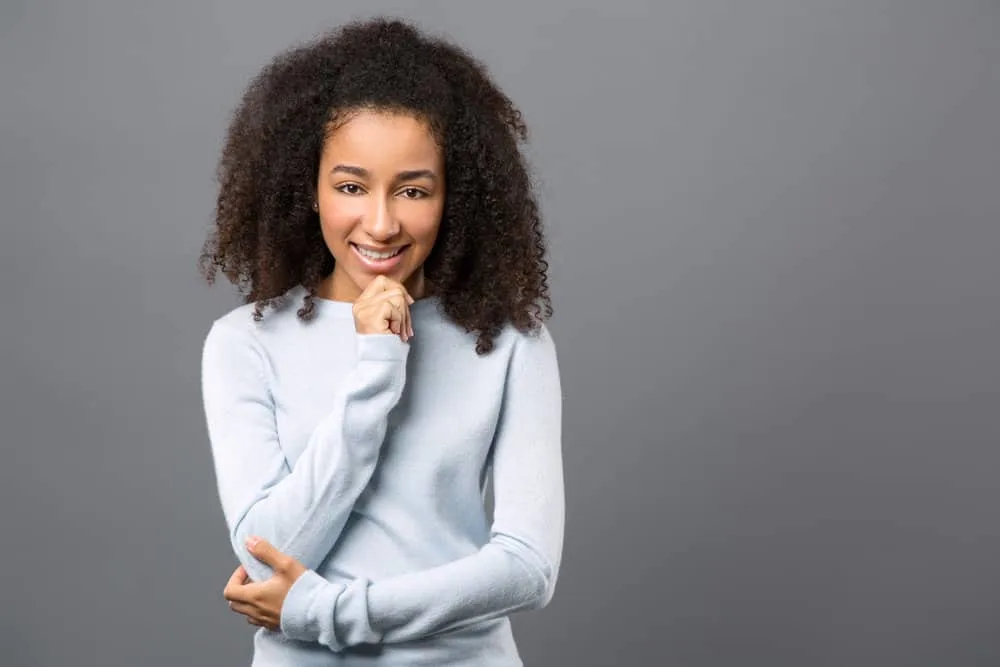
[356,334,410,362]
[280,570,344,647]
[332,578,382,647]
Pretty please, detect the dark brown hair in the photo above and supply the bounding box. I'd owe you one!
[199,17,551,354]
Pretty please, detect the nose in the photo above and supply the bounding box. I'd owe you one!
[363,195,399,242]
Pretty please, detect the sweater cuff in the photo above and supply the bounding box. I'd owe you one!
[280,570,343,646]
[356,334,410,362]
[332,578,382,647]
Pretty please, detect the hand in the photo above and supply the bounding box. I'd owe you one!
[352,275,415,341]
[222,536,307,631]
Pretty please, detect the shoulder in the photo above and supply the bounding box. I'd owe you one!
[201,304,265,374]
[202,288,305,361]
[207,284,313,336]
[208,300,259,334]
[498,320,556,353]
[491,320,559,374]
[489,321,561,407]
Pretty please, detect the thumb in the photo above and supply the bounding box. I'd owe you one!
[246,536,280,565]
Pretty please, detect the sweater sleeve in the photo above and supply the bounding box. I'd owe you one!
[279,325,565,651]
[201,320,409,584]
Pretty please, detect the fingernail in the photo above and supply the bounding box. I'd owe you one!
[246,536,260,550]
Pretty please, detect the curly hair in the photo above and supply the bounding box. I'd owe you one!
[199,17,551,354]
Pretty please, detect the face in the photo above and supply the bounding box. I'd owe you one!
[315,109,445,302]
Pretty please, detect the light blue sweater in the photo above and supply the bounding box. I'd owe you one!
[200,285,565,666]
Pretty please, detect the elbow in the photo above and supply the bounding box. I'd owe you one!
[230,527,253,567]
[493,532,560,611]
[541,572,558,607]
[529,570,558,610]
[518,555,557,611]
[230,512,254,560]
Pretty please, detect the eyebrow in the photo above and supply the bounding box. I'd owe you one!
[330,164,438,182]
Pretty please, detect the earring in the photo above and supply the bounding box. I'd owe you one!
[312,201,318,212]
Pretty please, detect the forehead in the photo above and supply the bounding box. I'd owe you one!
[321,110,442,169]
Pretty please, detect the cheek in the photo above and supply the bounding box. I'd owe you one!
[319,209,359,246]
[411,205,444,246]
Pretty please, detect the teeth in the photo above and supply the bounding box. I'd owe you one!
[355,245,402,260]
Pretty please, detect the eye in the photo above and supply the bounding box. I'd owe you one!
[400,187,427,199]
[336,183,364,195]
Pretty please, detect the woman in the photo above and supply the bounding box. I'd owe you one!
[199,17,564,667]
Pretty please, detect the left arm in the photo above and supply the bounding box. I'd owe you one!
[279,326,565,651]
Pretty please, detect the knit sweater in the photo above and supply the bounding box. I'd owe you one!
[200,285,564,666]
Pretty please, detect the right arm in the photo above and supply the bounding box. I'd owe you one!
[201,320,409,585]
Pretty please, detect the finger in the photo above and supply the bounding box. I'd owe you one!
[382,282,414,298]
[223,565,249,599]
[399,304,410,341]
[359,275,390,299]
[228,600,257,617]
[372,290,410,338]
[380,299,404,335]
[399,284,414,306]
[391,281,414,305]
[230,601,267,628]
[360,288,405,316]
[369,286,407,306]
[394,296,409,342]
[246,536,288,571]
[223,575,250,603]
[224,579,257,604]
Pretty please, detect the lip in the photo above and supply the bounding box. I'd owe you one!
[350,242,408,273]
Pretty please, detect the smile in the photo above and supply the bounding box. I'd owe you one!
[352,244,406,260]
[350,243,409,273]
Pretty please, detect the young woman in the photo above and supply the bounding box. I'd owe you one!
[199,17,564,666]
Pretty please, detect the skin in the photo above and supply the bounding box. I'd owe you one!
[224,537,304,631]
[316,109,445,306]
[223,109,446,628]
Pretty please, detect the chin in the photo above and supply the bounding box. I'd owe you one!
[352,267,412,287]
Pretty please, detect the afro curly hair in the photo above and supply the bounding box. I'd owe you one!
[199,17,552,354]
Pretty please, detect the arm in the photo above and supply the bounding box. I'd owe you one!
[279,325,565,651]
[201,320,409,584]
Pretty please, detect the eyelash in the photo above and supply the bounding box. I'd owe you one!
[335,184,428,199]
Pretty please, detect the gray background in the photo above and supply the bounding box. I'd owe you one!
[1,1,998,665]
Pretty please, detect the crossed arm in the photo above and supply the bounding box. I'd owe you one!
[201,320,410,585]
[203,321,565,651]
